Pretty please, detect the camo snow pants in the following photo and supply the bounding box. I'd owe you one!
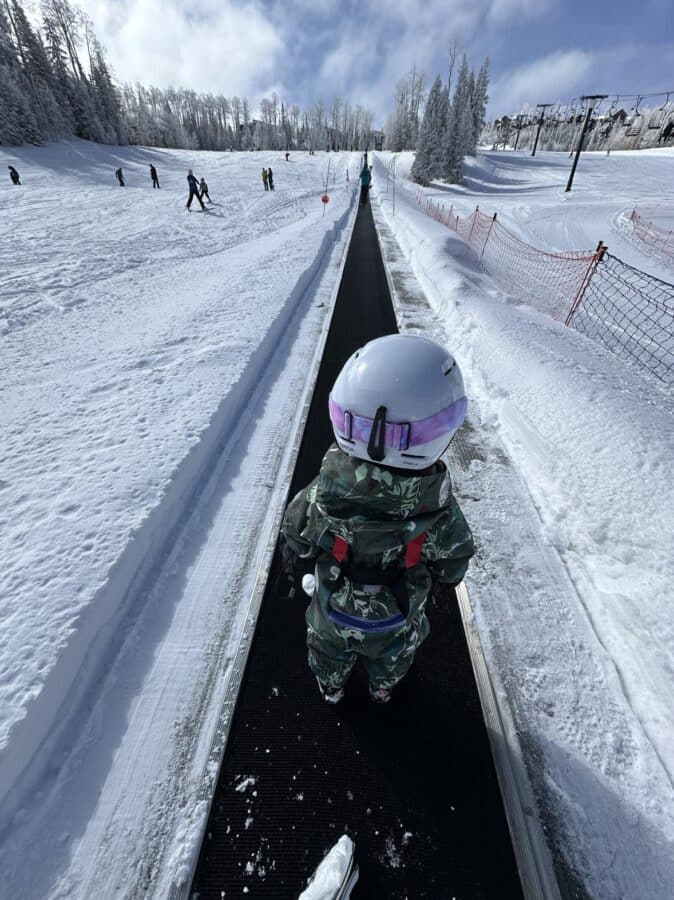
[306,598,430,692]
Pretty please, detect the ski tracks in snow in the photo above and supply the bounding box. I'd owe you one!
[0,144,358,898]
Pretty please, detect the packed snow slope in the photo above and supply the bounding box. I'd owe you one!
[0,140,358,898]
[448,147,674,280]
[374,149,673,899]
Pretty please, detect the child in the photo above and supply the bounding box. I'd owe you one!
[359,163,371,204]
[281,334,474,704]
[262,167,269,191]
[199,177,212,203]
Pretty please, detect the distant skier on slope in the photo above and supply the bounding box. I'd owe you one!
[115,167,125,186]
[267,166,275,190]
[150,164,160,188]
[281,335,474,704]
[8,165,21,185]
[262,167,269,191]
[199,177,212,203]
[186,169,205,210]
[359,163,371,204]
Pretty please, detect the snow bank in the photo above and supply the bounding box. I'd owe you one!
[299,835,356,899]
[373,150,674,898]
[0,141,358,882]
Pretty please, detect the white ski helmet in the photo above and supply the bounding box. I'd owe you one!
[329,334,467,470]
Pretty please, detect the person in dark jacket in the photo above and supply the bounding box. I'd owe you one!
[8,165,21,185]
[199,177,212,203]
[267,166,275,190]
[359,164,372,204]
[186,169,205,210]
[115,167,125,186]
[150,164,160,188]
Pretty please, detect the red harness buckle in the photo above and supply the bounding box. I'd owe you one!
[331,535,349,562]
[404,532,426,568]
[331,532,425,568]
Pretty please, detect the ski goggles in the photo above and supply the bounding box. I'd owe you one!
[328,395,468,451]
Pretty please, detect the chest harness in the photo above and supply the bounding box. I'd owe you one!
[321,531,427,634]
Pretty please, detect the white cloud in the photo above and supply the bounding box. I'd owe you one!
[313,0,486,122]
[489,49,595,114]
[487,0,557,25]
[76,0,284,96]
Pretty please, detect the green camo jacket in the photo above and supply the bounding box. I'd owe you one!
[281,444,475,625]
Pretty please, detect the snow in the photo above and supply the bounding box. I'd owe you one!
[298,834,355,900]
[1,137,672,899]
[373,148,674,898]
[0,140,358,898]
[455,147,674,281]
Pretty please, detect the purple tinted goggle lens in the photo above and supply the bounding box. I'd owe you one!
[328,395,467,450]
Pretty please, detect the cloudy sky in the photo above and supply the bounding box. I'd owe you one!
[76,0,673,122]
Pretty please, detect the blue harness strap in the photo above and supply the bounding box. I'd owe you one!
[328,608,407,634]
[323,531,427,630]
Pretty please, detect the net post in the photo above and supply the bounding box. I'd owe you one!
[480,212,498,260]
[468,205,479,244]
[565,241,606,325]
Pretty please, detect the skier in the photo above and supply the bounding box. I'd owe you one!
[267,166,275,190]
[8,165,21,185]
[186,169,205,210]
[359,162,371,204]
[262,167,269,191]
[115,167,125,187]
[285,151,290,161]
[281,334,474,704]
[199,177,212,203]
[150,164,160,188]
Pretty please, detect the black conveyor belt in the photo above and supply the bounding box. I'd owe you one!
[191,201,523,899]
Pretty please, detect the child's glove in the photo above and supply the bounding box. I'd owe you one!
[301,573,316,596]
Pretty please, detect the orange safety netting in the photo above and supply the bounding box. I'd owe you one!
[629,209,674,261]
[415,192,674,386]
[416,193,598,322]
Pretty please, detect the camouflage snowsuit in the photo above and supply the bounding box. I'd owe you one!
[281,445,474,692]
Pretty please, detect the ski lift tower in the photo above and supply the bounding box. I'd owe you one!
[565,94,607,192]
[531,104,553,157]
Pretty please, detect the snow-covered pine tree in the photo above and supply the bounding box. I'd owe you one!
[0,1,41,143]
[471,59,489,153]
[411,74,444,185]
[42,11,76,133]
[90,44,126,144]
[442,55,472,183]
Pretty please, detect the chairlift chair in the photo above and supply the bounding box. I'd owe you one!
[648,93,671,130]
[627,115,643,137]
[623,96,642,134]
